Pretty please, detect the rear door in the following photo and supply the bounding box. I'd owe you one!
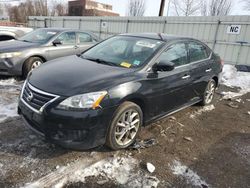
[76,32,97,54]
[188,41,213,98]
[146,42,194,117]
[48,31,77,60]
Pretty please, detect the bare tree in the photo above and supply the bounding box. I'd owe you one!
[0,4,3,16]
[50,0,68,16]
[127,0,146,16]
[6,0,48,23]
[201,0,233,16]
[171,0,201,16]
[242,0,250,11]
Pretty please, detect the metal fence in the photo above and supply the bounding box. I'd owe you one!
[28,16,250,66]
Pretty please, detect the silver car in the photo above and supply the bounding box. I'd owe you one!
[0,26,33,41]
[0,28,99,77]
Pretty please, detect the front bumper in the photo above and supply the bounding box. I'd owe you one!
[18,99,117,150]
[0,57,23,76]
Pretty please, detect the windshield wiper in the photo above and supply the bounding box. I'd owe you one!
[82,56,119,67]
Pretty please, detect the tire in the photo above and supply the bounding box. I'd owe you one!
[200,79,216,106]
[23,57,43,78]
[106,101,143,150]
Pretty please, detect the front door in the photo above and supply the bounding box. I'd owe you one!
[146,42,194,118]
[48,31,77,60]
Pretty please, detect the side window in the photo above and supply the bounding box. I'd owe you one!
[159,43,188,67]
[78,32,93,43]
[56,32,76,45]
[188,42,209,62]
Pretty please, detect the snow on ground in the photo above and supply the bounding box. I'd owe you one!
[170,160,209,188]
[190,105,215,119]
[0,78,22,123]
[221,65,250,99]
[25,156,159,188]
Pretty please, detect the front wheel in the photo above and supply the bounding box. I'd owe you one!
[106,102,143,150]
[200,79,216,106]
[23,57,43,78]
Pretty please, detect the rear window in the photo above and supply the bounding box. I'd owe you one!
[188,42,209,62]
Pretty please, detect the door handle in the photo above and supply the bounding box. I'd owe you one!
[205,68,212,72]
[182,75,191,79]
[74,46,79,49]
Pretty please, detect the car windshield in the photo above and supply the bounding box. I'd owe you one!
[19,29,59,44]
[81,36,164,68]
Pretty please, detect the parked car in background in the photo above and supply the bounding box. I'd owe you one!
[0,26,33,41]
[0,28,99,77]
[18,33,223,150]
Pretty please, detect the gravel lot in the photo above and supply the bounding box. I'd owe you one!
[0,65,249,188]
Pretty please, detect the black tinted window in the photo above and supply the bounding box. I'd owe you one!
[159,43,188,66]
[189,42,209,62]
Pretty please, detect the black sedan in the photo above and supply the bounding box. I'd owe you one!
[18,33,223,150]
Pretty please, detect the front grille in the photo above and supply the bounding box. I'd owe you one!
[22,83,57,112]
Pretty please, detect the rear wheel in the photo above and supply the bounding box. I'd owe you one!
[106,102,143,150]
[23,57,43,78]
[200,79,216,106]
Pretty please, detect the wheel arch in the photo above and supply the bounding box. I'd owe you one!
[119,94,147,124]
[22,55,47,71]
[212,76,218,87]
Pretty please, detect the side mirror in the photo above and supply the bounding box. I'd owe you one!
[153,60,175,72]
[52,39,62,46]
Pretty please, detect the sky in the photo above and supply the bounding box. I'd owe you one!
[1,0,250,16]
[94,0,250,16]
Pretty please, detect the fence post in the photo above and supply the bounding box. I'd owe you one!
[162,20,167,33]
[44,18,47,28]
[212,20,221,50]
[62,18,65,28]
[126,19,129,33]
[79,18,82,29]
[34,18,37,29]
[99,19,102,38]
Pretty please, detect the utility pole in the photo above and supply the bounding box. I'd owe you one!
[158,0,166,16]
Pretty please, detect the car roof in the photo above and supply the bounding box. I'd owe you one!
[119,33,194,42]
[37,27,94,33]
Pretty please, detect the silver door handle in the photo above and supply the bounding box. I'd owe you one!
[205,68,212,72]
[74,46,79,49]
[182,75,190,79]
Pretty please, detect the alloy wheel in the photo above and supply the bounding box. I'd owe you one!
[205,80,216,104]
[31,60,42,71]
[114,109,141,146]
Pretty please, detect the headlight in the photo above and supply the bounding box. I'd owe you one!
[0,52,22,59]
[57,91,108,110]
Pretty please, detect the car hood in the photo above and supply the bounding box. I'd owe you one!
[28,55,137,96]
[0,40,40,52]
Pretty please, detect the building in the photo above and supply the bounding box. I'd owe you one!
[68,0,119,16]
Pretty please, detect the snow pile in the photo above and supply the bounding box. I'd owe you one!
[221,65,250,99]
[0,79,22,123]
[0,78,19,87]
[0,102,18,122]
[170,160,209,188]
[190,105,215,118]
[25,157,159,188]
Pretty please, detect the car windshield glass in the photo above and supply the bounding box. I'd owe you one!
[19,29,59,44]
[81,36,164,68]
